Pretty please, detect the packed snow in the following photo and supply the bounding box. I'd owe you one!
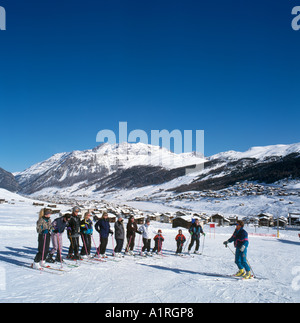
[0,189,299,303]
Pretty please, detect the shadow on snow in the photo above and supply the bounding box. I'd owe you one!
[137,263,238,280]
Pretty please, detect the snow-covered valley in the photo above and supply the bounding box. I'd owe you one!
[0,189,299,303]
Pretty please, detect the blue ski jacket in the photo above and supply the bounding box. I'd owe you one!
[228,228,249,249]
[95,218,112,238]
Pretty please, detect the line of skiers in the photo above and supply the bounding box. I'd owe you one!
[32,207,206,269]
[32,207,252,279]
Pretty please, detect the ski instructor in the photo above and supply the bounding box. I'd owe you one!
[223,220,251,279]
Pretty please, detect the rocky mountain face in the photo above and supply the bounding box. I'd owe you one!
[171,152,300,193]
[0,168,20,192]
[14,142,300,195]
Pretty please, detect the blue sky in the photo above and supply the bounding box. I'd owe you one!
[0,0,299,172]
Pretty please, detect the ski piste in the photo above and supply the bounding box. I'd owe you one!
[174,253,190,258]
[107,256,122,262]
[134,252,159,259]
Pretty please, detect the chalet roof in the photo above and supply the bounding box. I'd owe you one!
[256,213,273,219]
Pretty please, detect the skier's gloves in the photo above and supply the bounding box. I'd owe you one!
[223,241,228,247]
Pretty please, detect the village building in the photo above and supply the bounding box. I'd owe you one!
[209,213,230,226]
[256,213,274,227]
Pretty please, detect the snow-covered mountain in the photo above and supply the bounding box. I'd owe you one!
[0,168,19,192]
[209,143,300,161]
[15,142,205,194]
[173,142,300,193]
[15,142,300,196]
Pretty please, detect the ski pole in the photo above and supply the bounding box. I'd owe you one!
[111,235,115,257]
[227,244,235,256]
[201,234,205,254]
[183,234,191,253]
[242,252,256,278]
[81,233,89,257]
[91,234,101,258]
[125,235,133,253]
[138,234,142,255]
[227,245,256,278]
[41,233,47,265]
[69,233,74,256]
[57,233,63,268]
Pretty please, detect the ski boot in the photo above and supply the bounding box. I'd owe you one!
[31,262,42,270]
[243,271,252,279]
[234,269,245,277]
[45,254,55,263]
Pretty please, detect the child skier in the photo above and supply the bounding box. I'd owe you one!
[223,220,251,279]
[175,229,186,254]
[32,209,53,270]
[80,212,93,258]
[152,230,164,254]
[138,218,157,256]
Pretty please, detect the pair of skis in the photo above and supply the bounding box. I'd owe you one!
[29,263,70,275]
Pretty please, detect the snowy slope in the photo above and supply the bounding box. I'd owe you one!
[0,191,299,303]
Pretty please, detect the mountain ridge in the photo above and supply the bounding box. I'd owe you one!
[13,142,300,195]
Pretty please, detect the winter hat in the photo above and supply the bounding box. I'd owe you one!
[44,209,52,216]
[72,207,80,213]
[158,229,162,233]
